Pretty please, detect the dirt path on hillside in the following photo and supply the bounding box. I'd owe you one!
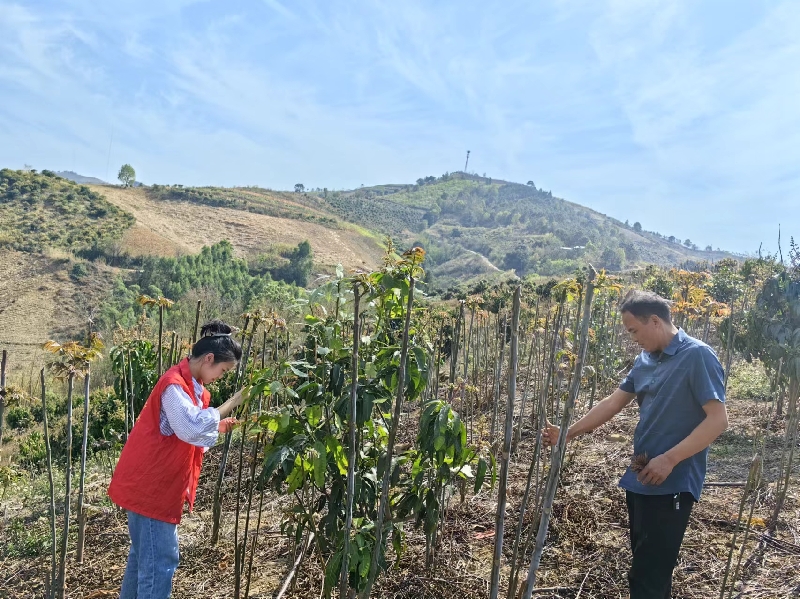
[94,186,382,270]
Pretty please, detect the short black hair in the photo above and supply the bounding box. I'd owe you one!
[191,320,243,364]
[619,290,673,324]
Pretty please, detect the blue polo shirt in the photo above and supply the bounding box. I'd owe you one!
[618,329,725,500]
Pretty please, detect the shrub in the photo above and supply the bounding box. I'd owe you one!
[18,431,47,470]
[31,391,64,423]
[1,518,50,558]
[70,261,89,280]
[6,405,33,430]
[727,361,771,400]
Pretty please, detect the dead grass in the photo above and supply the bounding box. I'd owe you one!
[93,185,383,271]
[0,250,118,374]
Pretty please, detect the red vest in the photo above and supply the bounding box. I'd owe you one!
[108,359,212,524]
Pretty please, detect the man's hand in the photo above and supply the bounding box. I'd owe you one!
[218,417,238,434]
[542,420,565,447]
[637,453,675,485]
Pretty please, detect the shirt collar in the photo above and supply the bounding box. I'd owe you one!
[660,328,687,357]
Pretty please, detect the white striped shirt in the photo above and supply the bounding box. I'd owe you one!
[159,378,220,448]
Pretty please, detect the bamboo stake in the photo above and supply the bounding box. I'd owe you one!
[0,349,7,448]
[55,373,75,599]
[41,369,58,599]
[76,367,91,563]
[489,287,521,599]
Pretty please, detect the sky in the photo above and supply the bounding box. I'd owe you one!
[1,0,797,255]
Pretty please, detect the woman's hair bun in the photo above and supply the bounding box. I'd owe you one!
[200,319,233,338]
[192,319,242,364]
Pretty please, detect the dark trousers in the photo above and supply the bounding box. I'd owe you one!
[626,491,694,599]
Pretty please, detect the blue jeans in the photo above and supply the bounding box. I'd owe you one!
[119,511,180,599]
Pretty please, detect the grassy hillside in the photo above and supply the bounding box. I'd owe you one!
[316,172,740,289]
[0,169,134,253]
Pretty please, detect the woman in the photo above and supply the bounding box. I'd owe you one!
[108,320,246,599]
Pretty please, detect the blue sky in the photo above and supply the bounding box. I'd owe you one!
[1,0,797,254]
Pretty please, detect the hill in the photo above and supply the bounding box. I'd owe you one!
[0,168,743,364]
[55,170,108,185]
[0,169,134,253]
[313,172,741,288]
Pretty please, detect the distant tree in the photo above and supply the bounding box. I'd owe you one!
[527,180,535,187]
[323,187,328,198]
[625,219,630,227]
[294,183,305,193]
[683,238,692,247]
[118,164,136,187]
[273,240,313,287]
[705,245,713,252]
[633,222,642,233]
[503,248,529,273]
[668,235,677,243]
[416,178,425,186]
[599,247,624,271]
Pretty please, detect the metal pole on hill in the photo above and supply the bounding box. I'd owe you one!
[464,150,471,172]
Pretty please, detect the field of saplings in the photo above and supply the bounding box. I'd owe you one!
[1,245,799,599]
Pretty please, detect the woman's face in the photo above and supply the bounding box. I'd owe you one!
[197,354,237,384]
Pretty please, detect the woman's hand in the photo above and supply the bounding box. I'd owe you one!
[230,386,250,408]
[218,417,238,434]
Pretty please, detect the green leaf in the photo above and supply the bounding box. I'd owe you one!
[474,457,487,493]
[312,440,327,488]
[261,445,291,482]
[287,455,305,494]
[325,436,349,475]
[324,550,342,594]
[307,404,323,427]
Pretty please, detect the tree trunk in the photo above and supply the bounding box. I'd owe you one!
[158,304,164,376]
[0,349,7,448]
[489,287,521,599]
[56,374,75,599]
[41,369,58,599]
[76,368,91,563]
[192,300,202,345]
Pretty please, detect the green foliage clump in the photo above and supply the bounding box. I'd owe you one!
[6,405,33,430]
[727,361,771,400]
[31,391,65,423]
[0,169,134,253]
[18,431,47,470]
[0,517,51,558]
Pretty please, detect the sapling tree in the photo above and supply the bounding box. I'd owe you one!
[522,266,597,597]
[43,334,103,599]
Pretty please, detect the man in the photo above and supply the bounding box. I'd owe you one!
[543,289,728,598]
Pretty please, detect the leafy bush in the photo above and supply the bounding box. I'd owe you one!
[727,361,771,400]
[70,262,89,280]
[6,405,33,430]
[1,517,50,558]
[18,431,47,469]
[31,391,65,423]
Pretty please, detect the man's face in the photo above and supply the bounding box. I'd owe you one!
[622,311,661,353]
